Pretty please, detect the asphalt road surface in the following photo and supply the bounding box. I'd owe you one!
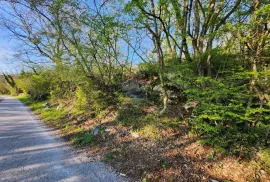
[0,96,126,182]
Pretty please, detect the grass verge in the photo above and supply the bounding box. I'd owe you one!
[17,95,95,146]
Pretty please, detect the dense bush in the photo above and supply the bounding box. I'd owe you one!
[167,57,270,155]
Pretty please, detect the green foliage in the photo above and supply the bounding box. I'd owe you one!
[159,51,270,157]
[89,90,112,112]
[75,82,115,112]
[185,70,270,155]
[16,77,32,95]
[138,124,160,139]
[142,178,148,182]
[72,132,94,145]
[138,62,159,78]
[6,86,18,96]
[75,86,88,110]
[27,73,51,100]
[49,67,77,100]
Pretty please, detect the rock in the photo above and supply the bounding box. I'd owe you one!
[56,104,62,110]
[153,85,162,92]
[122,79,145,98]
[167,90,178,99]
[183,100,200,112]
[260,170,266,175]
[91,126,99,136]
[167,74,176,81]
[89,112,96,118]
[122,79,141,91]
[153,85,182,104]
[36,93,49,101]
[125,88,144,98]
[211,179,219,182]
[42,103,50,109]
[130,131,139,138]
[74,115,87,125]
[73,120,85,125]
[77,115,86,121]
[105,128,112,132]
[167,90,179,105]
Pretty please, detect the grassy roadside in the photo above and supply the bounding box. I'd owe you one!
[17,96,93,145]
[18,95,270,182]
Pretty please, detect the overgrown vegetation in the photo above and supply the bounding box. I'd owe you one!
[0,0,269,181]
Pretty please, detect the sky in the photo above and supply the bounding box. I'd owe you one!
[0,28,14,72]
[0,26,25,74]
[0,2,21,74]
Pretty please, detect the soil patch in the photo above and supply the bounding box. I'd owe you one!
[80,119,270,182]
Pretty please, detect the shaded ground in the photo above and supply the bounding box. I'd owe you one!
[0,96,126,182]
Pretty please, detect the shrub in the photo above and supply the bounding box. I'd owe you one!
[16,77,33,95]
[29,73,51,100]
[138,62,159,78]
[75,86,88,110]
[72,132,94,145]
[185,71,270,155]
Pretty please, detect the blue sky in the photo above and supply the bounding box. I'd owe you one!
[0,2,22,73]
[0,26,18,73]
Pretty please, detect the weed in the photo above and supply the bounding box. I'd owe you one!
[160,159,167,171]
[207,151,216,161]
[73,132,94,145]
[100,126,107,139]
[120,143,128,155]
[105,152,114,160]
[142,178,148,182]
[256,148,270,173]
[137,124,160,139]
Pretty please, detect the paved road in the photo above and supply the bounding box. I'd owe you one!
[0,96,126,182]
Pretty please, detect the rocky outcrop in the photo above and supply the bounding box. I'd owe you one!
[122,79,145,98]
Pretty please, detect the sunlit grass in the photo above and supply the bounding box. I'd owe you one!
[18,95,96,146]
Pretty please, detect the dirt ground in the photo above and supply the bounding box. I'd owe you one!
[73,112,270,182]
